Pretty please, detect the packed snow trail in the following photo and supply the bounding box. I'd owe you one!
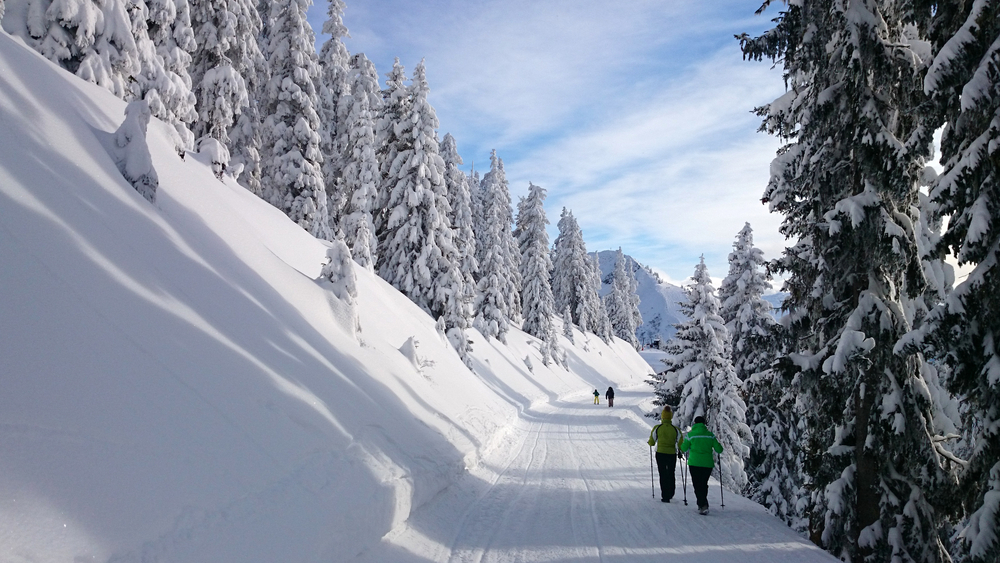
[355,385,835,562]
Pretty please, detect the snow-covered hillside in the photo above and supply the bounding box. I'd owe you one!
[0,32,652,562]
[595,250,685,345]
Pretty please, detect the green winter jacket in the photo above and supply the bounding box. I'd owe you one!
[647,410,681,454]
[680,422,723,468]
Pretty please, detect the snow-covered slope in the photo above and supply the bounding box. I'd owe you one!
[0,32,652,562]
[595,250,686,345]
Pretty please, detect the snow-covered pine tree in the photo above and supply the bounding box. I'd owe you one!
[340,54,381,270]
[376,62,470,361]
[913,2,1000,560]
[316,0,351,227]
[562,304,574,345]
[467,167,486,281]
[188,0,262,144]
[143,0,198,151]
[589,253,613,342]
[373,58,409,238]
[25,0,139,97]
[625,254,642,338]
[113,99,159,202]
[320,234,359,337]
[649,257,751,491]
[607,248,638,347]
[473,150,522,342]
[740,2,954,559]
[258,0,328,239]
[187,0,264,179]
[717,225,803,527]
[718,223,778,382]
[441,133,478,318]
[225,0,268,195]
[552,208,594,332]
[515,183,559,364]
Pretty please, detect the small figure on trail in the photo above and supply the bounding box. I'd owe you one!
[605,387,615,407]
[681,415,723,515]
[593,389,600,404]
[647,406,682,502]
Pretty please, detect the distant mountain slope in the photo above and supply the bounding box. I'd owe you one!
[594,250,686,345]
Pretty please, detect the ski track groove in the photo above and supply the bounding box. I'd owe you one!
[446,417,544,563]
[573,417,605,562]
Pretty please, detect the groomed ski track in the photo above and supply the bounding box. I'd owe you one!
[356,385,836,563]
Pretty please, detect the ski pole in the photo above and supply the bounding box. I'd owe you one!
[716,452,725,509]
[681,453,688,506]
[650,446,655,498]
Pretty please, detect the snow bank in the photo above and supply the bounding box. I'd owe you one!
[0,32,651,562]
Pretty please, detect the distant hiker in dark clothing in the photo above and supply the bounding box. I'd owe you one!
[681,415,723,515]
[593,389,600,404]
[606,387,615,407]
[647,406,682,502]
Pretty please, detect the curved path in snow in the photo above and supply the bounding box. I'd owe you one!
[355,385,836,563]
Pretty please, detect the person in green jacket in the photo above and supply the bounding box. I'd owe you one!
[647,406,682,502]
[680,415,723,515]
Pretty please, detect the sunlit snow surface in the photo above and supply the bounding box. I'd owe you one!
[0,30,833,563]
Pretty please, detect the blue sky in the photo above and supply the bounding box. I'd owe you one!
[306,0,789,286]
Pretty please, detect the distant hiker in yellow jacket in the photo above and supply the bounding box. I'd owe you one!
[647,406,682,502]
[681,415,723,515]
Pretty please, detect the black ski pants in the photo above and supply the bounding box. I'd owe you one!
[689,465,713,509]
[654,452,676,501]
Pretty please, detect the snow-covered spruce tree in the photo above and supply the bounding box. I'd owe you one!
[188,0,262,144]
[718,224,803,528]
[376,62,471,361]
[625,254,642,340]
[320,235,359,337]
[649,257,751,491]
[316,0,351,227]
[113,99,159,203]
[718,222,778,382]
[607,248,638,347]
[468,167,485,282]
[224,0,268,195]
[258,0,328,239]
[589,253,613,342]
[552,208,595,333]
[515,183,559,364]
[562,303,575,345]
[25,0,138,97]
[740,2,954,559]
[441,133,478,318]
[143,0,198,151]
[373,58,409,238]
[911,2,1000,560]
[340,54,381,270]
[473,150,522,342]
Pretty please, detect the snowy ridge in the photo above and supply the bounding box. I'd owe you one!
[0,32,651,562]
[595,249,686,344]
